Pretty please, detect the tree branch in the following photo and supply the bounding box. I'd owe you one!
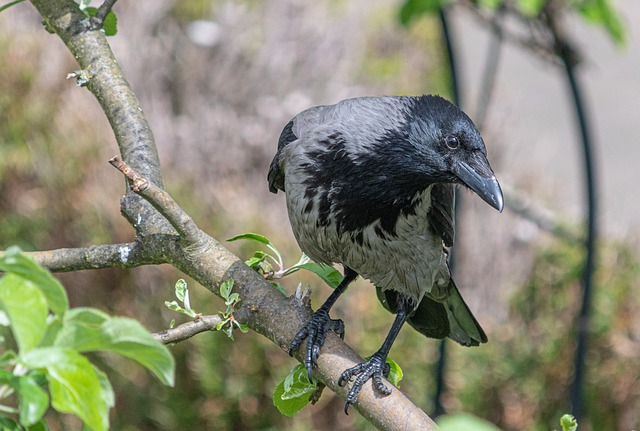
[153,315,225,345]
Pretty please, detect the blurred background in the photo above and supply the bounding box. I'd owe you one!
[0,0,639,430]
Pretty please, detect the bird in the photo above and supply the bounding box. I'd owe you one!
[267,94,503,413]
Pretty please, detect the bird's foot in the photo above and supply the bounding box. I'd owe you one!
[288,308,345,383]
[338,352,392,414]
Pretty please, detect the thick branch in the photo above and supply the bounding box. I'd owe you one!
[108,160,438,431]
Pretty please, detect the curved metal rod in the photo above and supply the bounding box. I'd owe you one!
[560,49,598,421]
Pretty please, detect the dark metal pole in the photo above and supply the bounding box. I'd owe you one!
[559,49,598,421]
[432,6,459,418]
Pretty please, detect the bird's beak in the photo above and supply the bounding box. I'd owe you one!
[453,160,504,212]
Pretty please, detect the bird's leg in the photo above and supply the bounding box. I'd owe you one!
[289,268,358,383]
[338,295,409,414]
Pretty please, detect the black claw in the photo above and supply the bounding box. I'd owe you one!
[338,353,393,413]
[288,308,345,383]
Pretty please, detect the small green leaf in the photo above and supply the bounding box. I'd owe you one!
[560,414,578,431]
[216,319,227,331]
[174,279,188,303]
[17,374,49,427]
[0,416,21,431]
[288,262,344,289]
[21,347,110,431]
[0,274,48,353]
[0,247,68,315]
[54,309,175,387]
[437,413,503,431]
[219,279,234,301]
[227,232,272,245]
[578,0,625,45]
[385,358,404,387]
[227,233,283,268]
[282,364,316,400]
[25,418,50,431]
[236,323,249,333]
[226,292,240,306]
[273,365,316,416]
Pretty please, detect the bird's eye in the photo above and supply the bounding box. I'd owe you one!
[445,135,459,150]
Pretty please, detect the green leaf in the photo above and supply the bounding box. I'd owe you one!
[437,413,503,431]
[54,309,175,387]
[385,358,404,387]
[92,366,115,409]
[0,247,68,315]
[21,347,110,431]
[174,279,188,303]
[0,274,48,353]
[219,279,234,301]
[578,0,625,45]
[17,374,49,427]
[399,0,449,26]
[282,364,316,400]
[227,232,272,245]
[273,365,314,417]
[26,419,50,431]
[288,262,344,289]
[0,416,21,431]
[560,414,578,431]
[227,233,283,268]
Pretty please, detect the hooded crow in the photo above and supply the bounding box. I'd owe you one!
[268,95,503,413]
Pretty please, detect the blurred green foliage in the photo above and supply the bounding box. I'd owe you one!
[451,239,640,430]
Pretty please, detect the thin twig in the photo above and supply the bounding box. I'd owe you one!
[109,156,201,243]
[89,0,118,30]
[153,315,225,344]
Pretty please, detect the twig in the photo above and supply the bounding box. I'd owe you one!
[109,156,201,243]
[153,315,224,344]
[89,0,118,30]
[503,186,582,243]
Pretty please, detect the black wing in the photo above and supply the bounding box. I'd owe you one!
[427,184,456,247]
[267,106,325,194]
[267,120,297,193]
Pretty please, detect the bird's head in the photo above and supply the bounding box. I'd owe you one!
[405,95,504,212]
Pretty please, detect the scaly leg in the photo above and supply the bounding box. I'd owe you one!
[289,268,359,382]
[338,294,409,414]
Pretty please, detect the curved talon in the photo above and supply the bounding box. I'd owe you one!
[288,309,345,383]
[338,353,393,414]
